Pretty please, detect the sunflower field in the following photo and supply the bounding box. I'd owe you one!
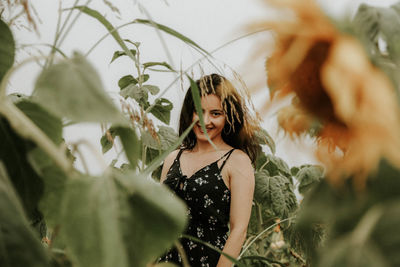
[0,0,400,267]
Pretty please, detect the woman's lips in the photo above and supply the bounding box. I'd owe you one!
[197,125,213,134]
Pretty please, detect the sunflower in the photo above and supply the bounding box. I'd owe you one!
[258,0,400,187]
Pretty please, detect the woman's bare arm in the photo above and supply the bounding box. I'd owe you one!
[217,150,255,267]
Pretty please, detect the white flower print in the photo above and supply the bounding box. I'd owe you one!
[195,177,208,186]
[200,255,209,267]
[188,240,197,250]
[208,216,217,225]
[197,227,204,238]
[222,189,230,201]
[203,194,214,208]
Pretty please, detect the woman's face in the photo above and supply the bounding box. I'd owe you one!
[192,94,226,142]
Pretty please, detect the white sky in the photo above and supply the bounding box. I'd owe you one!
[6,0,398,174]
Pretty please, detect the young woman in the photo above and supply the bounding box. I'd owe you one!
[159,74,260,267]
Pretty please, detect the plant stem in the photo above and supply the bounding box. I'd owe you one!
[239,217,294,259]
[0,100,73,174]
[174,241,190,267]
[255,202,265,255]
[72,139,108,171]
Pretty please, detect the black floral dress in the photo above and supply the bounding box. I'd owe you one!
[160,148,235,267]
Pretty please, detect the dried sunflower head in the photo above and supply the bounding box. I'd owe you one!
[257,0,400,187]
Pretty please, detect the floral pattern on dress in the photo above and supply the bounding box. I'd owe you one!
[159,149,235,267]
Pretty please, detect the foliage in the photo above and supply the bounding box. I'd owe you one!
[5,1,399,267]
[0,6,192,266]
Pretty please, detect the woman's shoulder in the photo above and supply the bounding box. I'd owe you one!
[230,149,251,163]
[164,149,181,163]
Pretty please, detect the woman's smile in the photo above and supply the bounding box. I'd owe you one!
[192,94,226,142]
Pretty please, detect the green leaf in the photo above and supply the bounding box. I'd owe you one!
[60,172,187,267]
[143,61,175,72]
[0,118,44,218]
[141,130,161,150]
[28,148,67,229]
[143,120,196,176]
[60,175,129,267]
[33,52,127,124]
[118,75,138,89]
[0,163,51,267]
[133,19,209,55]
[16,99,63,144]
[123,39,140,47]
[100,128,117,154]
[119,83,150,109]
[265,154,291,178]
[254,170,297,218]
[295,165,324,195]
[142,126,177,152]
[115,170,187,267]
[110,49,136,64]
[101,126,140,167]
[255,128,276,154]
[138,74,150,83]
[142,84,160,95]
[113,126,140,168]
[74,6,136,63]
[150,98,173,124]
[352,3,400,90]
[0,19,15,83]
[157,126,178,150]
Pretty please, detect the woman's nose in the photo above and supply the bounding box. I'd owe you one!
[203,113,211,124]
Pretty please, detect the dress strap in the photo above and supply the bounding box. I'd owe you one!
[175,149,184,161]
[218,148,235,171]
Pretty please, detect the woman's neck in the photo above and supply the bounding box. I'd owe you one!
[193,138,229,153]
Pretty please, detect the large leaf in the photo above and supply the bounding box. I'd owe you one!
[254,128,276,154]
[114,170,187,267]
[16,99,64,228]
[294,160,400,264]
[33,52,127,124]
[28,147,67,229]
[259,154,291,179]
[353,2,400,91]
[0,117,44,218]
[254,170,297,218]
[59,175,129,267]
[295,165,324,195]
[0,19,15,83]
[16,99,63,144]
[59,171,186,267]
[0,163,50,267]
[0,98,64,230]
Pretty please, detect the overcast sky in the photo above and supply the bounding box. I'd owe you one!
[7,0,398,174]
